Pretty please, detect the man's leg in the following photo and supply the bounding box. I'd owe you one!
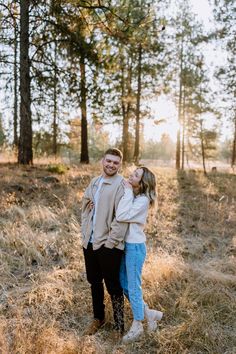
[97,246,124,332]
[83,243,105,321]
[110,293,124,332]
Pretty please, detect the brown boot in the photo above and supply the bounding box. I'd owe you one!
[83,319,105,335]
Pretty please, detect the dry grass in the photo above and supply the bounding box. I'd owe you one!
[0,162,235,354]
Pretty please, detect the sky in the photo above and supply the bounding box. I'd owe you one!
[190,0,213,26]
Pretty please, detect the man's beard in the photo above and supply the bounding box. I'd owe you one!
[103,166,117,176]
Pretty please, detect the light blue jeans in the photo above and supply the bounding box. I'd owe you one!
[120,242,146,320]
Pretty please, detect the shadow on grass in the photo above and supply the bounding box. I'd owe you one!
[176,169,235,261]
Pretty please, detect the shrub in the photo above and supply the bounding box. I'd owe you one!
[46,164,68,174]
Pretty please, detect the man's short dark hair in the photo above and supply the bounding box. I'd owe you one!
[104,148,123,160]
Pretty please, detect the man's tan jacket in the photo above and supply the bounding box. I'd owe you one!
[81,173,128,250]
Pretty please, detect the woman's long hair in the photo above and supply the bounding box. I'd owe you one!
[138,167,157,207]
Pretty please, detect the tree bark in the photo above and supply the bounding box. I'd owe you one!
[231,113,236,167]
[80,51,89,164]
[176,37,183,170]
[134,44,142,165]
[13,3,18,147]
[18,0,33,164]
[176,129,181,169]
[181,84,186,170]
[52,43,58,155]
[121,51,133,163]
[200,120,207,175]
[121,54,128,163]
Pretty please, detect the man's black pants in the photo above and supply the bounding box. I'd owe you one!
[83,243,124,332]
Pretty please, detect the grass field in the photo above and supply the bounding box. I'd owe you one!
[0,162,235,354]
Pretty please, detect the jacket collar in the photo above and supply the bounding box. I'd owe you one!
[94,173,121,185]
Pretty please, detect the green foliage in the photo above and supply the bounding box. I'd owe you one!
[219,139,232,161]
[95,0,167,162]
[65,117,112,162]
[202,130,218,157]
[33,131,66,156]
[189,125,218,160]
[88,124,110,160]
[141,134,175,160]
[46,163,68,174]
[33,132,54,155]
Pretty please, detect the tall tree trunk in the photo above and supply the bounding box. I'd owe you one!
[231,113,236,167]
[52,43,57,155]
[176,36,183,170]
[126,54,133,161]
[18,0,33,165]
[80,51,89,164]
[200,119,207,175]
[122,52,133,163]
[13,3,18,147]
[134,44,142,165]
[176,130,181,169]
[181,85,186,170]
[186,115,190,168]
[121,53,129,163]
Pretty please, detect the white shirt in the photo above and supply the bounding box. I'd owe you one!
[116,188,150,243]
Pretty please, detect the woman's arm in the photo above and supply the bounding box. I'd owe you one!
[116,188,149,223]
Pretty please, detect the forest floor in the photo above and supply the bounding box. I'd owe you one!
[0,162,235,354]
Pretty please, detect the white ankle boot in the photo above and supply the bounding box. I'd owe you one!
[144,305,163,332]
[122,320,144,343]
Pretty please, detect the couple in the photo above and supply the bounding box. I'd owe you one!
[81,148,163,343]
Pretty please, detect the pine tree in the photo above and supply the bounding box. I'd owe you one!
[18,0,32,164]
[164,0,214,170]
[0,1,20,147]
[213,0,236,167]
[96,0,166,164]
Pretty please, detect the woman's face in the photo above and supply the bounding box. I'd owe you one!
[128,168,144,188]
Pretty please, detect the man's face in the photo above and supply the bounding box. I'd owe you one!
[102,154,122,177]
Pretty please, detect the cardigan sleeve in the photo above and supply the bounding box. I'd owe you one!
[116,188,149,224]
[104,181,129,249]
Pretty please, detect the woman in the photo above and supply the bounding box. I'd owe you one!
[116,166,163,343]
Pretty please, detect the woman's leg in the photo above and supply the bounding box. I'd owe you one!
[125,243,146,321]
[121,243,146,343]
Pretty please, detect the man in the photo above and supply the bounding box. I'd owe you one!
[81,148,128,336]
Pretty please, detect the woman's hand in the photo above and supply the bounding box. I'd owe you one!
[122,179,133,190]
